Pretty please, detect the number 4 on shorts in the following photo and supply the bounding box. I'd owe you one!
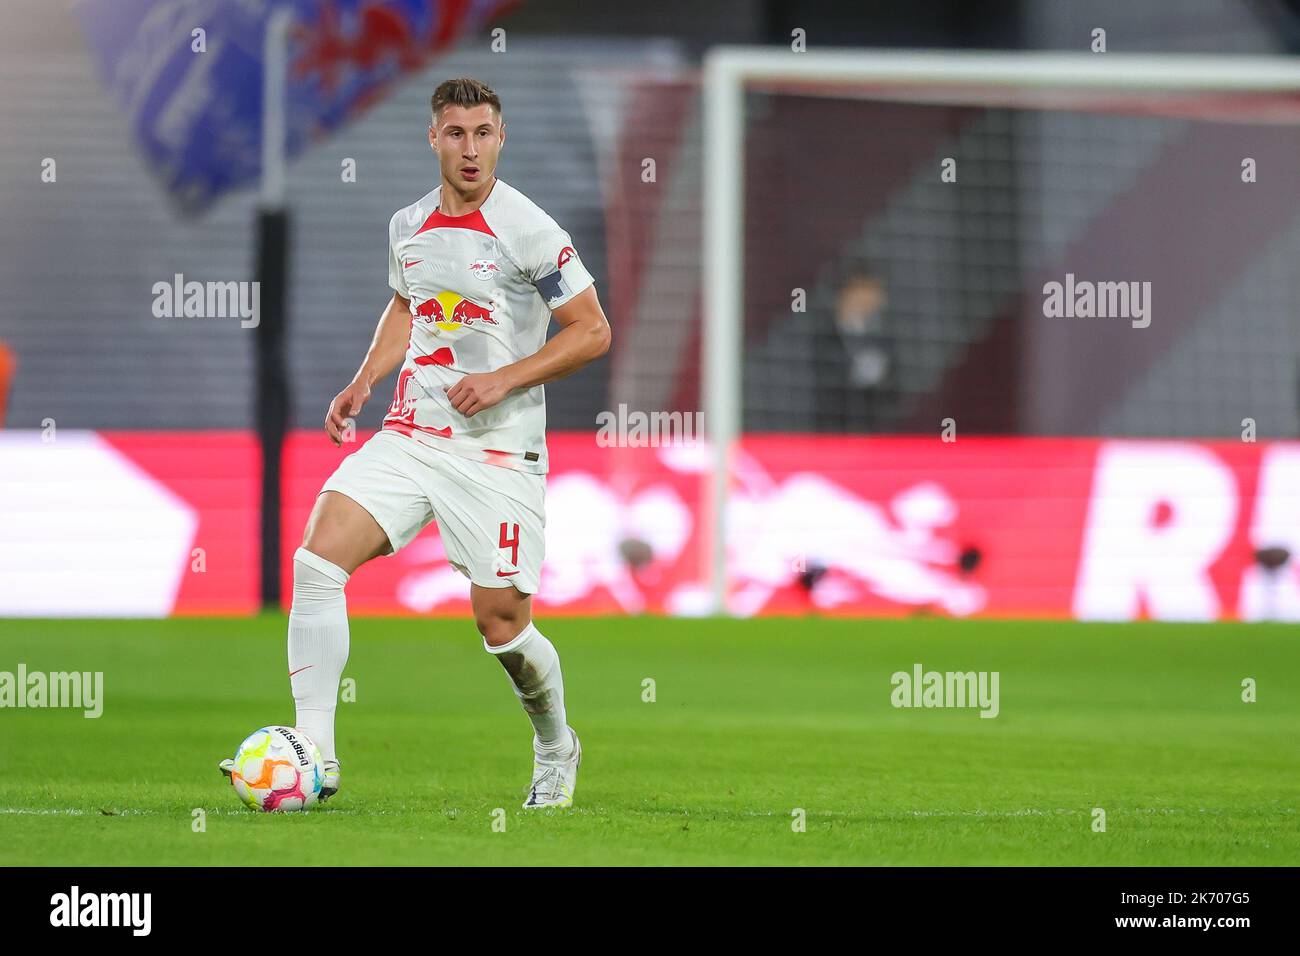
[499,521,520,566]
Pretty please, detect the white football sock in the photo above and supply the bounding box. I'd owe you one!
[485,621,571,758]
[287,547,350,764]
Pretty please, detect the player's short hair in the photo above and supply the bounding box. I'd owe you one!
[430,77,503,127]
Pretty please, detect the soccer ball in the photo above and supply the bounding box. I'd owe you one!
[229,726,324,812]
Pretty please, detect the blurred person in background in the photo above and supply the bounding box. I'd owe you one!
[815,266,893,432]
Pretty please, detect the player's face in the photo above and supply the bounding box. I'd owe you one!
[428,104,504,192]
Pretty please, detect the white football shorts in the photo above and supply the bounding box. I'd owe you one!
[320,430,545,594]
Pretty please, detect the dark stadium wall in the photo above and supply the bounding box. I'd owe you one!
[760,0,1024,48]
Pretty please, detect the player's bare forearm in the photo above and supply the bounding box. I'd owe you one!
[502,286,612,390]
[325,292,412,445]
[444,286,610,419]
[353,292,413,388]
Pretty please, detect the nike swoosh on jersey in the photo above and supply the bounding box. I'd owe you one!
[404,259,423,269]
[496,570,520,577]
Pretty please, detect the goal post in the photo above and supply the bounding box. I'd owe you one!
[700,48,1300,616]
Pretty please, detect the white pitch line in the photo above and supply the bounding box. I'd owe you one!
[0,806,1288,818]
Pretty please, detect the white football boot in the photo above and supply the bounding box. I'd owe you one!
[319,759,341,802]
[522,727,581,809]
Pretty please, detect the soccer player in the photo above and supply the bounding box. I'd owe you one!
[222,77,610,808]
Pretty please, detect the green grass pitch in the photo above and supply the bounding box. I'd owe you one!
[0,616,1296,865]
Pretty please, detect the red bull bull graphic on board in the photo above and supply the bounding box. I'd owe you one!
[279,434,1300,620]
[1,431,1294,619]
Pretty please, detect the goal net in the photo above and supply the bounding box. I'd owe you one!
[584,50,1300,617]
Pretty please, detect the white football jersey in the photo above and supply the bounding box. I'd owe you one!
[383,178,595,474]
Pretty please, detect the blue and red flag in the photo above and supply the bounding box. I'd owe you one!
[76,0,514,213]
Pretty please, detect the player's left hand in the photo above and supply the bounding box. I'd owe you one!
[445,370,512,418]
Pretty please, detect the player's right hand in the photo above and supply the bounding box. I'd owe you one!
[325,380,370,446]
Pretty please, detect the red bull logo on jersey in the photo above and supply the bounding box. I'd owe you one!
[413,291,499,332]
[469,259,501,280]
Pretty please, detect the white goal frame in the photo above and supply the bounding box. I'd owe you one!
[700,48,1300,616]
